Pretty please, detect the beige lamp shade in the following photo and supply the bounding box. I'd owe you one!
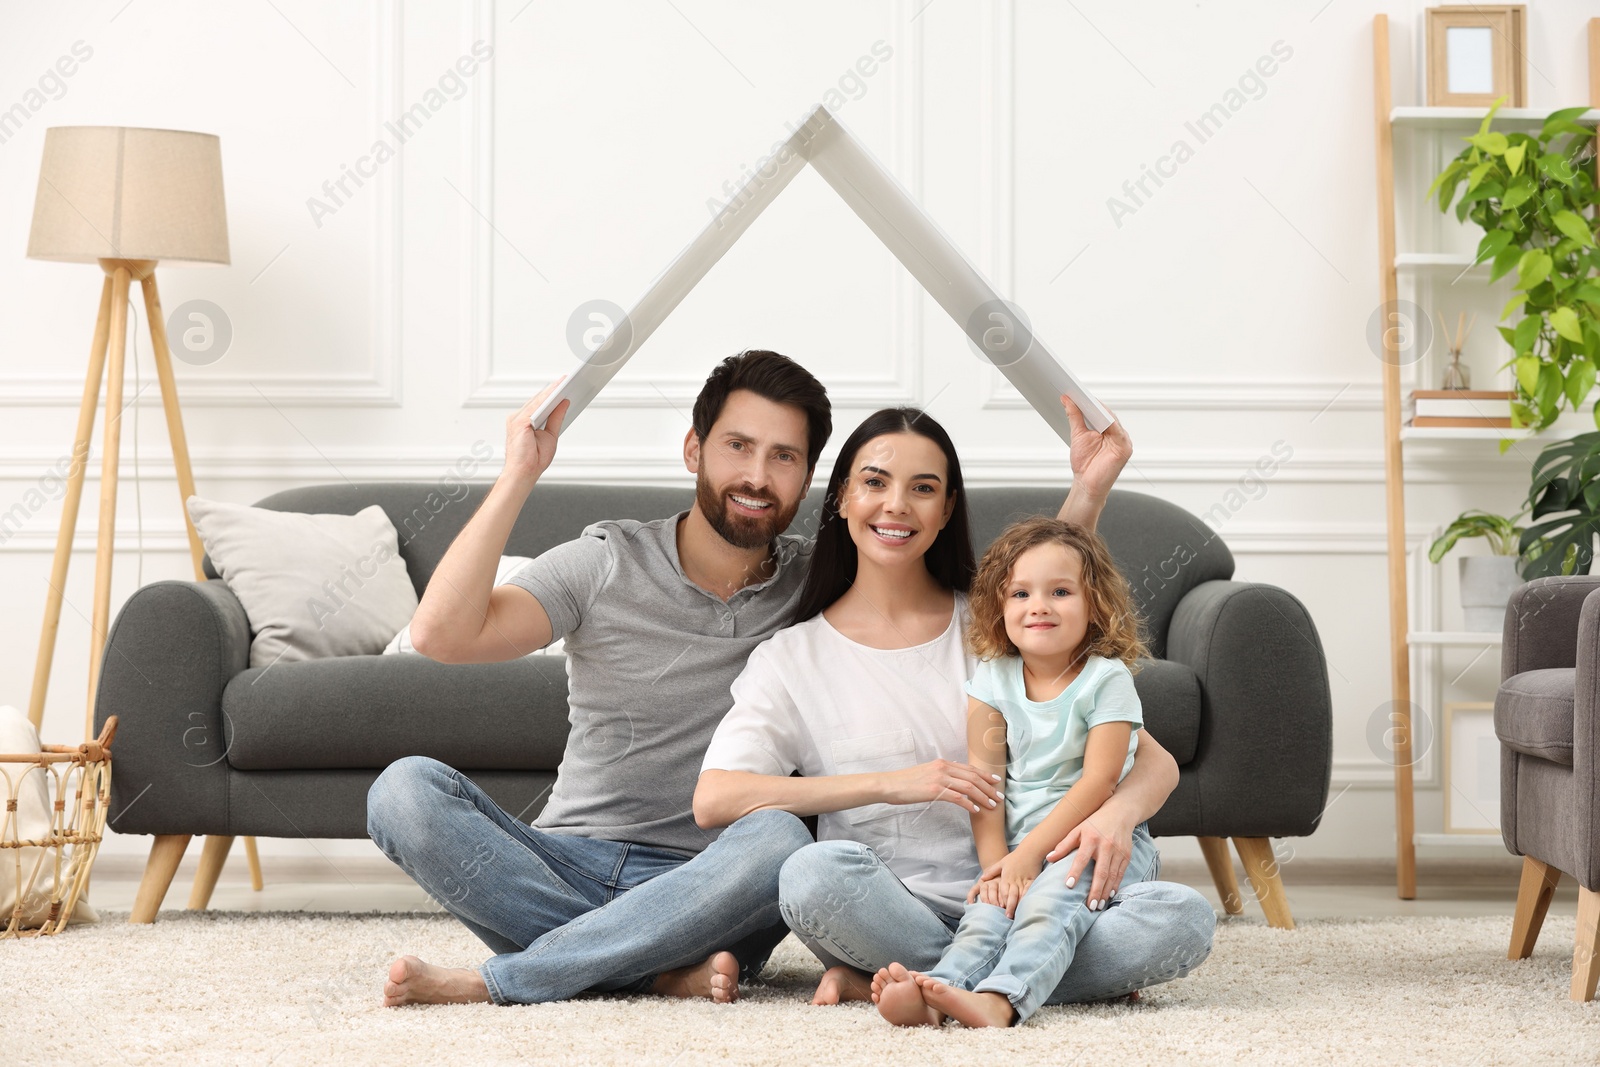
[27,126,229,266]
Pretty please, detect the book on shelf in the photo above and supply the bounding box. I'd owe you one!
[1407,390,1513,427]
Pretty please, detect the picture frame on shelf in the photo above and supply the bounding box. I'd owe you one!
[1443,702,1502,834]
[1425,5,1526,107]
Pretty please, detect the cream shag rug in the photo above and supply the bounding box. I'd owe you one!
[2,910,1596,1066]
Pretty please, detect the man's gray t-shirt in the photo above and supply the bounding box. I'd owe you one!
[505,512,812,855]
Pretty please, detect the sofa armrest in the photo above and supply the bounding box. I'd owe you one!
[1573,589,1600,802]
[1503,576,1600,679]
[1163,580,1333,838]
[94,578,251,836]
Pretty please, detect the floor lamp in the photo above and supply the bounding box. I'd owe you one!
[25,126,264,912]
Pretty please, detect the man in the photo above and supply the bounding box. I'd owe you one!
[367,350,1185,1007]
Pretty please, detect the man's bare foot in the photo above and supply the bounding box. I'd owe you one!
[382,954,490,1006]
[872,963,943,1027]
[914,974,1015,1028]
[811,965,873,1006]
[652,950,740,1003]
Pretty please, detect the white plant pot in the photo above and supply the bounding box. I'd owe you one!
[1459,555,1524,632]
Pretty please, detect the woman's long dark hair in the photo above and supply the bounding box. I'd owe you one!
[792,407,975,624]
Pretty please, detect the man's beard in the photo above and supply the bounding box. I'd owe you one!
[694,470,798,550]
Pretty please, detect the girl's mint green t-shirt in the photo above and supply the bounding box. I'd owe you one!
[965,654,1142,847]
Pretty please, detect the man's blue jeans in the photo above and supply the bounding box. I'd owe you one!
[778,824,1215,1006]
[365,755,811,1005]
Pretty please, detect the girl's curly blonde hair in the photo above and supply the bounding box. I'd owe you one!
[967,516,1149,671]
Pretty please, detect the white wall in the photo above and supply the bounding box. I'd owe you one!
[1,0,1594,868]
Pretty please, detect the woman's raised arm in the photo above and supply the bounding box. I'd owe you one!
[1055,394,1133,534]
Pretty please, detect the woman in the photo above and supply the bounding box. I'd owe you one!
[692,400,1215,1007]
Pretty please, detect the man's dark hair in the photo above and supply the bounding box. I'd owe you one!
[692,350,832,470]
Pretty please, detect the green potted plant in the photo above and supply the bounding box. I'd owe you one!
[1428,508,1529,630]
[1518,429,1600,581]
[1427,99,1599,444]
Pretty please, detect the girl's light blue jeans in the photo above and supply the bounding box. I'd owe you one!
[778,822,1214,1013]
[926,825,1160,1023]
[366,755,811,1005]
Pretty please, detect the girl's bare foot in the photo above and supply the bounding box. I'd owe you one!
[915,974,1015,1028]
[812,965,873,1005]
[873,963,943,1026]
[382,955,490,1006]
[652,950,740,1003]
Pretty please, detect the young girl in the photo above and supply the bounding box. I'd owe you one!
[873,516,1157,1028]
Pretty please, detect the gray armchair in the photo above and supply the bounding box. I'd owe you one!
[1498,575,1600,1001]
[95,483,1331,926]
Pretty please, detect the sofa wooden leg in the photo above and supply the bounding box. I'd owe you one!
[1572,886,1600,1002]
[187,835,235,910]
[244,836,264,891]
[1233,837,1295,930]
[1509,855,1562,960]
[129,834,192,924]
[1197,836,1244,915]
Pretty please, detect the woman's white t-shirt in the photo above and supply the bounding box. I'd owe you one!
[701,595,980,917]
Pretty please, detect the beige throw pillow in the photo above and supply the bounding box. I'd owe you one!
[382,555,563,657]
[186,496,419,669]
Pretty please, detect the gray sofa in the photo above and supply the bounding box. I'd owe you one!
[96,482,1332,925]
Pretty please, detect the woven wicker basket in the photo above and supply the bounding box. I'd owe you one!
[1,716,116,938]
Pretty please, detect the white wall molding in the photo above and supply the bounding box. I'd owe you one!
[978,0,1014,408]
[2,0,404,409]
[969,4,1383,423]
[988,378,1386,412]
[1332,757,1437,790]
[0,443,1528,487]
[459,3,923,409]
[457,0,497,412]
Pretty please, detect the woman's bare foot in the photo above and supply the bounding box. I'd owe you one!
[915,974,1015,1028]
[652,950,740,1003]
[811,965,873,1005]
[382,955,490,1006]
[872,963,943,1026]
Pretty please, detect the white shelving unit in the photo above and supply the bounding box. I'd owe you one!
[1391,106,1600,129]
[1371,16,1600,897]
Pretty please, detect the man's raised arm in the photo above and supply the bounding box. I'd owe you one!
[1054,394,1133,535]
[410,386,569,664]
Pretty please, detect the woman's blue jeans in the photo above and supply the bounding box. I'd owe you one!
[926,825,1161,1022]
[366,755,810,1005]
[778,822,1214,1011]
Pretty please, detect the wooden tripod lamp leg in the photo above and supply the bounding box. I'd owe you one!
[139,272,207,580]
[84,265,133,742]
[140,271,266,895]
[27,275,114,734]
